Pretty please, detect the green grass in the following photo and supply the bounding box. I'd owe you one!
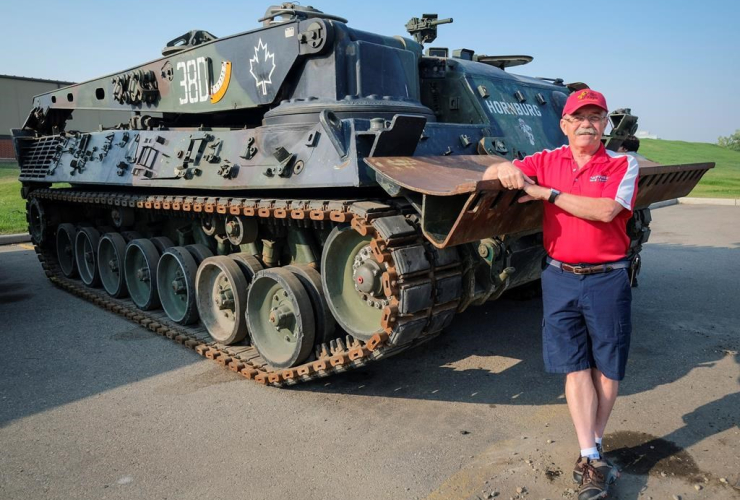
[639,139,740,198]
[0,138,737,234]
[0,164,27,235]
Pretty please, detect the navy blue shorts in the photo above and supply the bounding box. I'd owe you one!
[541,264,632,381]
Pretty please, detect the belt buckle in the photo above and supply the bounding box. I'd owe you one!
[573,266,589,275]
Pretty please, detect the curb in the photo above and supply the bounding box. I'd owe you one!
[649,200,678,209]
[1,197,736,245]
[0,233,31,245]
[678,197,739,206]
[650,197,739,209]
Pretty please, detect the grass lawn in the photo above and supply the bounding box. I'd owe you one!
[639,139,740,198]
[0,164,26,235]
[0,139,737,234]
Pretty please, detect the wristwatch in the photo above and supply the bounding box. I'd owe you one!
[548,188,561,203]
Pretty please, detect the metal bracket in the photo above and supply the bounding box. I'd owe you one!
[298,19,333,55]
[218,162,236,179]
[116,161,128,177]
[271,147,295,178]
[241,136,258,160]
[112,70,159,105]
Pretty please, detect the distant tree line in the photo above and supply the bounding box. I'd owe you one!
[717,130,740,151]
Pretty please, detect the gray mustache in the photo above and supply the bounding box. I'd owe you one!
[576,127,597,136]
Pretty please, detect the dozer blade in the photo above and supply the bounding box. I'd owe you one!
[364,155,714,248]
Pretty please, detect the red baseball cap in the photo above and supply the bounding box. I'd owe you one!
[562,89,608,116]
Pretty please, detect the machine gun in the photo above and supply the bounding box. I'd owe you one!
[405,14,453,44]
[603,108,639,151]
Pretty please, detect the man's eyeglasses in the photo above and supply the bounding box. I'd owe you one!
[563,114,607,124]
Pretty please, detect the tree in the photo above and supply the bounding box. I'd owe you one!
[717,130,740,152]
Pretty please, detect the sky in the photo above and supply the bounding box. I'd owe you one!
[3,0,739,143]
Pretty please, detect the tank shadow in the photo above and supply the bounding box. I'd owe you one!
[0,248,201,427]
[299,243,740,409]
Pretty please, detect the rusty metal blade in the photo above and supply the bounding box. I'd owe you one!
[633,161,714,208]
[364,156,714,248]
[365,155,507,196]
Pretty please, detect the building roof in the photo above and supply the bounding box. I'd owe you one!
[0,74,75,85]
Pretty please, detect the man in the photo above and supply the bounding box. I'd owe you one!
[618,134,650,162]
[483,89,638,500]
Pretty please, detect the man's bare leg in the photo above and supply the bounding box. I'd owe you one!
[591,368,619,439]
[565,368,598,450]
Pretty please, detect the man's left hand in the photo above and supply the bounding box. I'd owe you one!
[518,182,550,203]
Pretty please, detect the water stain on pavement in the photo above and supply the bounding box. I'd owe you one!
[0,280,32,304]
[154,365,240,395]
[111,329,156,341]
[606,430,704,481]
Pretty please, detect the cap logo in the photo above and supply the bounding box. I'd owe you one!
[577,90,592,100]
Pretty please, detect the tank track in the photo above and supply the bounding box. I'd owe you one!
[28,188,463,387]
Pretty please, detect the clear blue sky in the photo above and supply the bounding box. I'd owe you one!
[3,0,739,143]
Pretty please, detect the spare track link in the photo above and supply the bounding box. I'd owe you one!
[29,188,463,387]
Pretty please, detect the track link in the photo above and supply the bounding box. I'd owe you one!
[30,188,464,387]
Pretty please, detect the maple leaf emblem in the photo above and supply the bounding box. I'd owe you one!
[249,38,276,96]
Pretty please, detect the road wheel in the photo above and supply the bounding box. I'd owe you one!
[124,239,162,310]
[75,226,101,287]
[98,232,128,298]
[247,268,316,369]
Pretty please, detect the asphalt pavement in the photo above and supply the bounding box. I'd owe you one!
[0,204,738,500]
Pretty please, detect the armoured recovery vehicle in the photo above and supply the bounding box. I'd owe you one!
[12,4,712,386]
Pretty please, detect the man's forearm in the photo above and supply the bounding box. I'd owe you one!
[520,183,623,223]
[551,191,622,223]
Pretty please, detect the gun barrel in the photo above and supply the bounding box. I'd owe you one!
[431,17,453,26]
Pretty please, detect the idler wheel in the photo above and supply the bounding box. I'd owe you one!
[157,246,200,324]
[196,256,249,345]
[321,225,386,341]
[284,264,337,345]
[98,233,128,298]
[124,239,162,310]
[75,226,102,287]
[247,268,316,369]
[56,223,78,278]
[28,198,48,245]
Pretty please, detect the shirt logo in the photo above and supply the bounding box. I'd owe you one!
[590,175,608,183]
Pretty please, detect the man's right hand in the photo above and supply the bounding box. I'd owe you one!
[483,161,534,190]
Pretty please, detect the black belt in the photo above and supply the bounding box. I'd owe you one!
[547,257,630,275]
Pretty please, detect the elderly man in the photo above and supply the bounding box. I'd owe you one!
[484,90,639,500]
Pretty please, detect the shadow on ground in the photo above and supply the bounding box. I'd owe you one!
[0,248,200,427]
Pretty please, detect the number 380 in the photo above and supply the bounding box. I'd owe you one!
[177,57,209,105]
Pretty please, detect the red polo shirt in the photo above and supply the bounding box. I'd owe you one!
[513,144,639,264]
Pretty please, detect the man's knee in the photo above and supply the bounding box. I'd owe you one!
[566,368,593,384]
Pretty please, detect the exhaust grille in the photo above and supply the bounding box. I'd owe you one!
[17,136,63,180]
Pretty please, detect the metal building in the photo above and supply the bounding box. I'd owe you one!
[1,75,129,160]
